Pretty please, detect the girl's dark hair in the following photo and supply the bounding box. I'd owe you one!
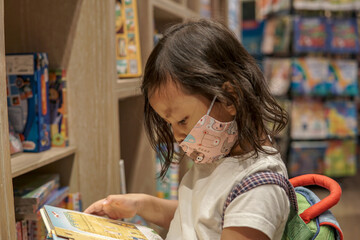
[141,19,288,178]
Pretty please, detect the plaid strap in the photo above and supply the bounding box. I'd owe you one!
[221,172,298,228]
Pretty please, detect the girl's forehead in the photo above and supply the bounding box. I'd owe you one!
[148,81,209,117]
[149,80,190,107]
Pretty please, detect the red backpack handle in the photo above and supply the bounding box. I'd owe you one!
[289,174,342,224]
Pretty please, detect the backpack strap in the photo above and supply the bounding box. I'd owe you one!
[221,171,298,229]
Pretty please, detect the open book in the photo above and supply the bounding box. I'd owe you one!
[40,205,163,240]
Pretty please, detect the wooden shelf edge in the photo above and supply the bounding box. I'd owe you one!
[115,77,142,100]
[152,0,200,19]
[11,146,77,178]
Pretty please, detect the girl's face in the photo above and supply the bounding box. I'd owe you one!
[149,81,235,144]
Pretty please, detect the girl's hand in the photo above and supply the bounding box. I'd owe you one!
[84,194,140,220]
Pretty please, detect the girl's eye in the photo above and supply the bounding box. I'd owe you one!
[178,117,188,126]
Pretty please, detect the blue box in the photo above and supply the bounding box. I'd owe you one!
[6,53,51,152]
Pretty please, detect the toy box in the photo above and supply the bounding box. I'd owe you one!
[6,53,51,152]
[49,70,69,147]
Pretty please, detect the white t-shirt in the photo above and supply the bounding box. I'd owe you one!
[166,147,290,240]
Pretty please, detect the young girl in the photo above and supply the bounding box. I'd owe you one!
[85,19,290,240]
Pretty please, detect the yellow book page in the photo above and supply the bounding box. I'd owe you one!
[55,211,147,240]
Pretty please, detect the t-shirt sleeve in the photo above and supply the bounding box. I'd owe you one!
[222,184,290,240]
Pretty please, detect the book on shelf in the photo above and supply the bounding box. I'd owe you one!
[328,59,358,96]
[327,18,359,54]
[291,99,328,139]
[16,186,70,221]
[289,141,328,177]
[115,0,142,78]
[13,174,60,213]
[242,20,265,56]
[263,58,291,96]
[273,16,292,55]
[13,174,69,240]
[291,57,329,96]
[40,205,163,240]
[325,100,358,138]
[293,17,327,53]
[324,140,357,177]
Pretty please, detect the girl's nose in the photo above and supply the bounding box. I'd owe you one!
[172,127,185,143]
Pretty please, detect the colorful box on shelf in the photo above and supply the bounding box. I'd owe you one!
[115,0,142,78]
[49,70,69,147]
[6,53,51,152]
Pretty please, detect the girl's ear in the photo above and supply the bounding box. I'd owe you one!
[221,81,237,116]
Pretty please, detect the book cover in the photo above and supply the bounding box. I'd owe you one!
[242,20,265,56]
[291,57,329,96]
[293,17,327,53]
[260,16,292,55]
[325,101,357,138]
[289,141,327,177]
[328,59,358,96]
[324,140,357,177]
[273,16,292,54]
[291,99,327,139]
[327,18,359,54]
[40,205,163,240]
[115,0,142,78]
[262,19,276,54]
[263,58,291,96]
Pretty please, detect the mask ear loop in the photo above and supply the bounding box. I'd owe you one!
[207,96,217,115]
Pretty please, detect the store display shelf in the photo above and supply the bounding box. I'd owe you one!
[115,77,142,99]
[11,146,77,178]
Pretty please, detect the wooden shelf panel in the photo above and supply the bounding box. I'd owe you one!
[11,146,76,178]
[152,0,200,20]
[115,77,142,99]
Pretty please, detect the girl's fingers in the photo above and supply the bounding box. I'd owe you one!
[84,199,106,214]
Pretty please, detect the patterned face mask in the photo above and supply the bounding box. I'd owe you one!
[179,96,238,164]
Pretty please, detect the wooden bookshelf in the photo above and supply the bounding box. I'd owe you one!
[0,0,239,238]
[11,146,77,178]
